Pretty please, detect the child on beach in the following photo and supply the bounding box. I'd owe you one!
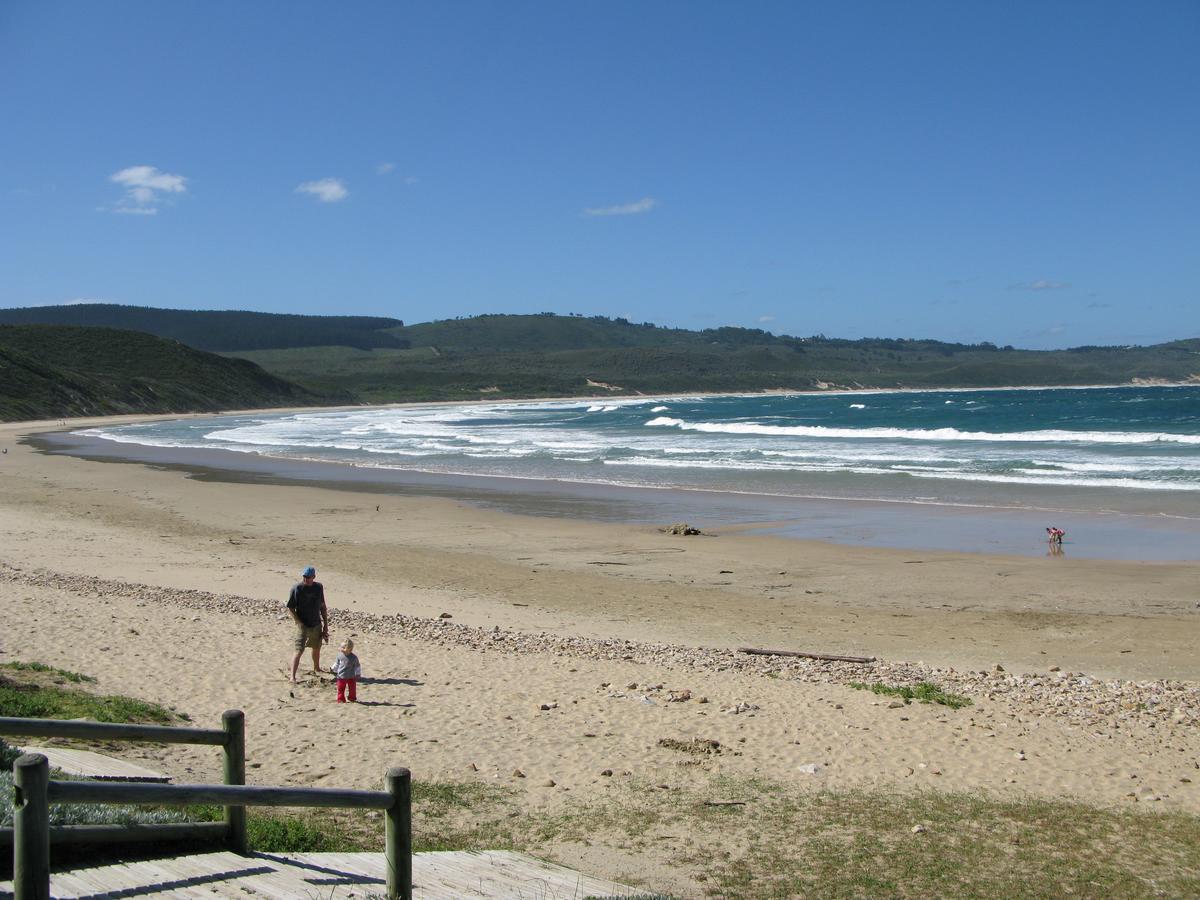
[332,639,362,703]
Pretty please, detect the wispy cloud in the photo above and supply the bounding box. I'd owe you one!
[296,178,349,203]
[403,175,420,185]
[62,297,109,305]
[1086,301,1112,309]
[757,314,775,323]
[109,165,187,214]
[376,162,395,175]
[584,196,658,217]
[1008,279,1071,291]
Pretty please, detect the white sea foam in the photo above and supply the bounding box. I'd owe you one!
[643,418,1200,445]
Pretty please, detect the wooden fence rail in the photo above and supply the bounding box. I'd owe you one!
[2,712,412,900]
[1,709,247,852]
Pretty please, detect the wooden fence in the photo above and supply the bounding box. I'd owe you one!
[1,711,411,900]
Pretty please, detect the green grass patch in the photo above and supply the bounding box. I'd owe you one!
[848,680,973,709]
[0,661,95,683]
[0,677,178,723]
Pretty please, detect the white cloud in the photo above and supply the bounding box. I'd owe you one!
[376,162,395,175]
[1009,279,1071,291]
[108,165,187,214]
[583,196,658,217]
[296,178,349,203]
[403,175,420,185]
[63,297,109,305]
[757,314,775,323]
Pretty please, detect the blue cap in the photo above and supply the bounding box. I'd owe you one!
[301,566,316,578]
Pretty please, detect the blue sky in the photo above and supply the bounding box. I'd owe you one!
[2,1,1197,349]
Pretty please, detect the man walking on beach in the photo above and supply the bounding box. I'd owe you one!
[288,565,329,683]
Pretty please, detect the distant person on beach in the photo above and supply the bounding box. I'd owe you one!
[1046,526,1065,546]
[287,565,328,683]
[332,638,362,703]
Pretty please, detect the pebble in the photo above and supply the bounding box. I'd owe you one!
[7,563,1196,735]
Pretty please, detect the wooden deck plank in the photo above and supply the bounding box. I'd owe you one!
[21,746,170,782]
[1,849,644,898]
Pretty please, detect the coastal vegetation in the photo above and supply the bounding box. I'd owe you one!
[0,324,328,421]
[0,304,404,352]
[0,661,181,723]
[3,306,1197,419]
[847,680,974,709]
[234,319,1200,403]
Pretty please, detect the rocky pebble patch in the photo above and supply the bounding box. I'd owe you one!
[4,562,1196,734]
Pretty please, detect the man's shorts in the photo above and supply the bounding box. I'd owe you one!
[294,625,323,652]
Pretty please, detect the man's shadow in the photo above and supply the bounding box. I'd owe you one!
[359,677,423,686]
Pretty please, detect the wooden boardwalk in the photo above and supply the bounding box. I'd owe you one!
[0,849,644,898]
[18,747,169,783]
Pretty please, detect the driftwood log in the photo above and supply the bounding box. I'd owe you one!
[738,647,876,664]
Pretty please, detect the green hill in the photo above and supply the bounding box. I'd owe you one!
[0,325,328,421]
[3,306,1197,409]
[234,317,1200,403]
[0,304,406,352]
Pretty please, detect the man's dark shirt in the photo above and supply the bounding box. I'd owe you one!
[287,581,326,628]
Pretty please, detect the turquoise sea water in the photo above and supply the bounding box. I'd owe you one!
[82,385,1200,520]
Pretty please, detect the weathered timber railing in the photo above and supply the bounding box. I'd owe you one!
[0,709,248,851]
[2,712,413,900]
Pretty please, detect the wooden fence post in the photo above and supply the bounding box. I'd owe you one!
[222,709,247,854]
[13,753,50,900]
[384,767,412,900]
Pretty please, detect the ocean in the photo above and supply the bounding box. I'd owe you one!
[71,385,1200,559]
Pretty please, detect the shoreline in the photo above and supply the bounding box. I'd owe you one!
[30,419,1200,562]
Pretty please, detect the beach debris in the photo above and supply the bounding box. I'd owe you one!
[542,778,556,787]
[658,737,722,755]
[721,701,760,715]
[740,647,876,664]
[539,701,558,711]
[438,612,453,619]
[601,768,614,776]
[1015,751,1027,761]
[667,689,692,702]
[911,824,928,834]
[703,800,746,807]
[797,763,823,775]
[660,522,703,535]
[511,769,525,778]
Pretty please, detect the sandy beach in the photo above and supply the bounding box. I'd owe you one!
[3,414,1199,895]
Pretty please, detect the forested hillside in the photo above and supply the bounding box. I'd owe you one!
[3,306,1197,410]
[0,304,405,351]
[0,325,327,421]
[235,319,1200,403]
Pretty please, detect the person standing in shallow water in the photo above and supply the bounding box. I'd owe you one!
[287,565,328,683]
